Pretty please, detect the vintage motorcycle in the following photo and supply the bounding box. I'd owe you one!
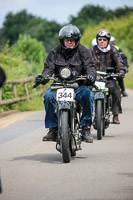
[33,67,89,163]
[92,70,118,140]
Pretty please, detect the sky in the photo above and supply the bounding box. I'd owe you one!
[0,0,133,28]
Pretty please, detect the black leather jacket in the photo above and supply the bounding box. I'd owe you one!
[89,45,126,73]
[42,44,96,79]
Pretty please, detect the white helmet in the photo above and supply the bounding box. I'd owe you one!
[91,38,97,46]
[110,36,115,44]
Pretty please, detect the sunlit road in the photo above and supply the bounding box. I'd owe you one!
[0,89,133,200]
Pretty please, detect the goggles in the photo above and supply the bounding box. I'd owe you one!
[98,31,110,38]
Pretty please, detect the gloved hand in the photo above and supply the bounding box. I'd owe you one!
[87,75,95,84]
[118,70,125,78]
[35,74,48,86]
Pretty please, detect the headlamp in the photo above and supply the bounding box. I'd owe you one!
[60,67,71,79]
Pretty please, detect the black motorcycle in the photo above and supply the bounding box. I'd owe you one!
[33,67,89,163]
[92,70,118,140]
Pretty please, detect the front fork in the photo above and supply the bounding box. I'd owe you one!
[93,92,105,129]
[56,101,82,152]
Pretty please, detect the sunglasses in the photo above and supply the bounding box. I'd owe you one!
[98,38,108,42]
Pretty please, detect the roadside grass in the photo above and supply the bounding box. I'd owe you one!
[125,62,133,89]
[17,94,44,111]
[0,80,53,113]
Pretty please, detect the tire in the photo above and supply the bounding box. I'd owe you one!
[71,151,76,157]
[96,100,104,140]
[102,124,105,136]
[70,135,76,157]
[60,110,71,163]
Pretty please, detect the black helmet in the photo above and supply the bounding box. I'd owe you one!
[59,24,81,50]
[96,29,111,41]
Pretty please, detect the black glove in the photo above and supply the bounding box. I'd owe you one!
[35,74,48,86]
[118,70,125,78]
[87,75,95,84]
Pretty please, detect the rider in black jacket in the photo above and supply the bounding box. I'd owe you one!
[90,29,126,124]
[35,24,96,143]
[110,36,129,97]
[0,67,6,88]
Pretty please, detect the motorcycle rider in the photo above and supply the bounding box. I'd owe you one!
[90,29,126,124]
[0,67,6,88]
[91,38,97,46]
[0,67,5,193]
[110,36,129,97]
[34,24,96,143]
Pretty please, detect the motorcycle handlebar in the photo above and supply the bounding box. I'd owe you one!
[32,75,88,89]
[96,71,119,79]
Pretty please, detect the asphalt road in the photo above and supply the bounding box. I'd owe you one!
[0,89,133,200]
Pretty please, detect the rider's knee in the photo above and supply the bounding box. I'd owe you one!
[82,87,94,100]
[44,89,54,101]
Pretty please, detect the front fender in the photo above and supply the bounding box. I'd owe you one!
[94,92,105,100]
[58,102,71,110]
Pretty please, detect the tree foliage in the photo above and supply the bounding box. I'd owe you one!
[25,19,61,52]
[0,35,47,80]
[69,5,107,33]
[3,10,36,44]
[2,9,61,52]
[12,34,47,64]
[69,5,133,33]
[0,36,47,112]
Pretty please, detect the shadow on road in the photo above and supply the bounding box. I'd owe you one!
[11,153,62,164]
[10,153,88,164]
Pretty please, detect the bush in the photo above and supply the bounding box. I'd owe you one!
[12,34,47,64]
[0,36,49,112]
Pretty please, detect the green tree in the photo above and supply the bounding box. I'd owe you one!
[3,10,36,45]
[12,34,47,64]
[26,19,61,52]
[69,5,133,33]
[2,9,61,52]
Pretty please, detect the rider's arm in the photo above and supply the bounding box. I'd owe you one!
[119,48,129,70]
[111,46,127,73]
[80,45,96,78]
[42,48,57,77]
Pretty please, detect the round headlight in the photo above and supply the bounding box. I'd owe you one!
[60,68,71,79]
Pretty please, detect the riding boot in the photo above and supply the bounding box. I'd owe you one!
[122,90,128,97]
[42,127,58,141]
[82,126,93,143]
[113,115,120,124]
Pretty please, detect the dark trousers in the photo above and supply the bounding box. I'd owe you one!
[106,79,122,115]
[117,78,125,92]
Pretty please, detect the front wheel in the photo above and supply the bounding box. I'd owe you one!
[60,110,71,163]
[96,100,105,140]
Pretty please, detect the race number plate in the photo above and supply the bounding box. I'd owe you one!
[56,88,74,102]
[95,81,105,89]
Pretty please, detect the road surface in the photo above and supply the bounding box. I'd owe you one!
[0,89,133,200]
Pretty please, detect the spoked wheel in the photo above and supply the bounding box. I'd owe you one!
[96,100,105,140]
[60,110,71,163]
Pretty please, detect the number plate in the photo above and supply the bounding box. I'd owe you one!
[56,88,74,102]
[95,81,105,89]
